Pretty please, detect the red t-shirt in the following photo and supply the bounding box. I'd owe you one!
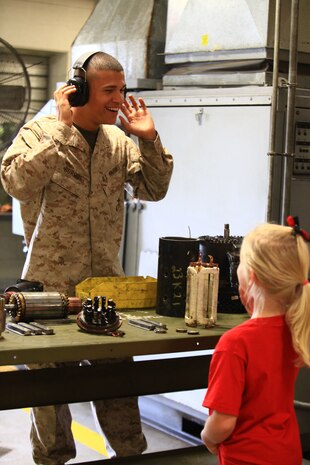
[203,315,302,465]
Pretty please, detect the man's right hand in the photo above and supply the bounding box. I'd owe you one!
[54,84,77,127]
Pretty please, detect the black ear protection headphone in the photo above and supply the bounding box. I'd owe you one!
[67,51,100,107]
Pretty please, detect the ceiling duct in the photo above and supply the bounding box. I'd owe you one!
[71,0,168,90]
[163,0,310,88]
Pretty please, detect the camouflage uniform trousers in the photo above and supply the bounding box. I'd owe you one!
[26,359,147,465]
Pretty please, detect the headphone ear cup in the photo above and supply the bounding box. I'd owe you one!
[67,76,89,107]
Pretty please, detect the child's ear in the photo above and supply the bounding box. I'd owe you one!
[249,270,260,286]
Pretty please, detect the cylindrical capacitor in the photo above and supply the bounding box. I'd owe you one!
[156,237,200,318]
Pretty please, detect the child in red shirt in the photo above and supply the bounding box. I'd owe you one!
[201,217,310,465]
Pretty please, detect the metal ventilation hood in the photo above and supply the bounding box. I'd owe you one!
[163,0,310,88]
[71,0,168,90]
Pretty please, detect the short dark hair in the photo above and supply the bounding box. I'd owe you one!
[87,52,123,73]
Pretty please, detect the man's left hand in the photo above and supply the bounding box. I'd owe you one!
[119,95,156,141]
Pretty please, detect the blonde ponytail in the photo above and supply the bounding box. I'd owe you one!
[286,236,310,367]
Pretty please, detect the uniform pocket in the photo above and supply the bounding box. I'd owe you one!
[52,168,88,198]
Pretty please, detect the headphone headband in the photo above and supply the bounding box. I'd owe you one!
[72,51,100,72]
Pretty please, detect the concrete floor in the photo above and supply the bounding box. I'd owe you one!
[0,402,217,465]
[1,404,309,465]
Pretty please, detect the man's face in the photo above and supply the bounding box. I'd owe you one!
[84,69,126,126]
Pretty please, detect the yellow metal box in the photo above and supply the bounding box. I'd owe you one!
[75,276,157,309]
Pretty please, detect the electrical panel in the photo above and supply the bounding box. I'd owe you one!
[294,122,310,175]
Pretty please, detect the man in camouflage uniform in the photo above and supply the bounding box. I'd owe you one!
[1,51,173,465]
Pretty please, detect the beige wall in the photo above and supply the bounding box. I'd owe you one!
[0,0,96,53]
[0,0,97,94]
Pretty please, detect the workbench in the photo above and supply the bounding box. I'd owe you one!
[0,310,247,464]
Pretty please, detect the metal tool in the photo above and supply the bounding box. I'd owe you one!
[6,322,32,336]
[29,322,55,335]
[127,318,167,333]
[154,327,167,334]
[5,321,55,336]
[18,322,44,335]
[139,318,167,331]
[127,319,155,331]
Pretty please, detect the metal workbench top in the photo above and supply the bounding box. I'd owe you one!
[0,311,247,366]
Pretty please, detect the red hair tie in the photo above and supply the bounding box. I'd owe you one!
[286,216,310,242]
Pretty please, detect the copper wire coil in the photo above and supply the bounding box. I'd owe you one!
[67,297,83,314]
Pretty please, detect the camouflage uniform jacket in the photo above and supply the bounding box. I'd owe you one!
[1,116,173,295]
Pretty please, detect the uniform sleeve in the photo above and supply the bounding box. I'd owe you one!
[0,120,71,201]
[126,132,173,201]
[203,349,246,417]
